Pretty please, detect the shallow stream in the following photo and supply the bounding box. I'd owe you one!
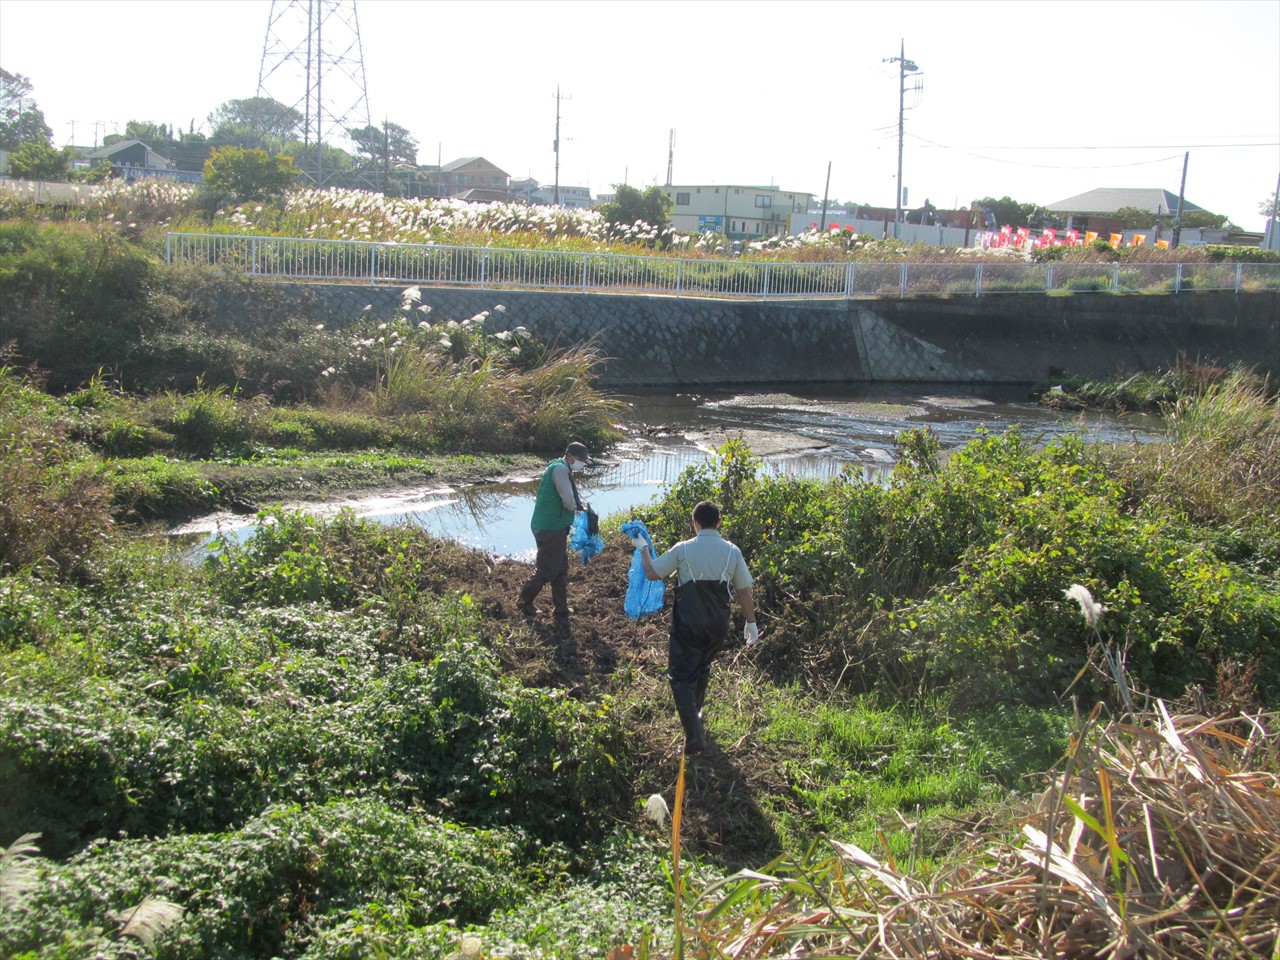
[173,385,1158,561]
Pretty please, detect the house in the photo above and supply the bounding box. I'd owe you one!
[85,139,202,184]
[1045,187,1206,234]
[451,187,516,203]
[441,157,510,196]
[533,184,592,208]
[659,184,814,240]
[504,177,592,208]
[509,177,539,202]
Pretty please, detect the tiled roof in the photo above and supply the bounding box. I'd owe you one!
[451,187,512,202]
[85,139,148,159]
[1046,187,1205,215]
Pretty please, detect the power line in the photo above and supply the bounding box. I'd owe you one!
[905,134,1212,170]
[908,133,1278,152]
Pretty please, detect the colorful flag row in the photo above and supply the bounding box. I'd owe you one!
[978,228,1169,250]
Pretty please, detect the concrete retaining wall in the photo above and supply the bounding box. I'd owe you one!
[240,281,1279,387]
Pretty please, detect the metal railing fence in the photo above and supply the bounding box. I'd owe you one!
[165,233,1280,300]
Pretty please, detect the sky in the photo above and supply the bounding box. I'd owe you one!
[2,0,1278,229]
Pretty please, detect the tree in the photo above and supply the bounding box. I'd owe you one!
[202,146,300,201]
[598,184,673,229]
[971,196,1038,230]
[1112,205,1161,229]
[0,68,54,151]
[281,140,355,180]
[1178,210,1230,230]
[1112,205,1228,231]
[347,121,418,169]
[8,140,71,180]
[1261,191,1279,219]
[207,97,302,149]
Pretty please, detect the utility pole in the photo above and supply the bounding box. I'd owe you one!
[819,160,832,231]
[553,86,571,206]
[1267,169,1280,252]
[883,40,919,239]
[1171,151,1189,250]
[666,129,675,186]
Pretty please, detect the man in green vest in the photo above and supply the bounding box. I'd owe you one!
[518,441,592,621]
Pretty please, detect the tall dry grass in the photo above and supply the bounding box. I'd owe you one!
[1114,369,1280,532]
[367,342,620,452]
[688,702,1280,958]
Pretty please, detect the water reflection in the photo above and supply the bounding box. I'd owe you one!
[174,386,1159,559]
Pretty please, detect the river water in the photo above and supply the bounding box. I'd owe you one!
[174,385,1158,561]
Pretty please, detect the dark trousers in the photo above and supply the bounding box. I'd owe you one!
[667,581,730,750]
[519,527,570,615]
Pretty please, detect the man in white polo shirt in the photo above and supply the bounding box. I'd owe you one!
[634,500,757,755]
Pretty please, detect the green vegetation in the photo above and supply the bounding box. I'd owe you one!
[4,353,1278,955]
[201,146,302,203]
[0,222,621,520]
[6,140,74,181]
[598,184,674,246]
[2,202,1278,956]
[1035,356,1239,412]
[1111,204,1231,230]
[640,389,1280,708]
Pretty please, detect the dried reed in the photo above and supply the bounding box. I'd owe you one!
[692,703,1280,959]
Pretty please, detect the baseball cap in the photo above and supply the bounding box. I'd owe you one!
[565,441,594,464]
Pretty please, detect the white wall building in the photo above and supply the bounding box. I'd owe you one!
[659,184,814,239]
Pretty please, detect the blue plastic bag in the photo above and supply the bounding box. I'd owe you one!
[570,509,605,565]
[621,520,665,620]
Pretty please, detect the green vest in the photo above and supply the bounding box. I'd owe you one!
[531,459,576,531]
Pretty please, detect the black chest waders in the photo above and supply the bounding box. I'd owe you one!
[668,545,735,753]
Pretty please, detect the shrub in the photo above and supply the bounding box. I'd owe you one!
[0,368,113,577]
[645,423,1280,707]
[0,222,160,392]
[2,801,532,959]
[3,525,629,860]
[202,146,301,203]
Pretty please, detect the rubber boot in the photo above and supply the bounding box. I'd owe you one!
[695,673,710,723]
[550,577,570,620]
[517,580,540,616]
[671,680,706,754]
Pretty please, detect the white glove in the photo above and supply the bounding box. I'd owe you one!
[630,536,649,550]
[743,621,759,645]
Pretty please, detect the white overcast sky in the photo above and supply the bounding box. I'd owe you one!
[2,0,1278,229]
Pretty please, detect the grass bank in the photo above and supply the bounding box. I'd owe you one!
[1,221,622,525]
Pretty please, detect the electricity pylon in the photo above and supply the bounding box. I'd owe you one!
[257,0,372,185]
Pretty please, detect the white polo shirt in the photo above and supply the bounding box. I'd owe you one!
[651,529,753,588]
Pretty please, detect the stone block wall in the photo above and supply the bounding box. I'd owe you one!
[210,279,1280,387]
